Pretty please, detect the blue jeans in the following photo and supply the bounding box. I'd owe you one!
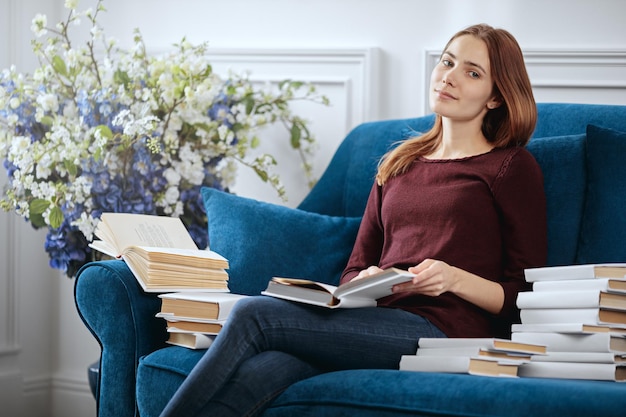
[159,296,446,417]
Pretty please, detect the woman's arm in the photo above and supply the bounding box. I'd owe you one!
[393,259,505,314]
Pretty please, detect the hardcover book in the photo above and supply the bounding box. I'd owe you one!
[89,212,230,292]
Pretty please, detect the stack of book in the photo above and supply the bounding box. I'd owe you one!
[512,263,626,382]
[88,212,246,349]
[157,292,248,349]
[399,338,547,377]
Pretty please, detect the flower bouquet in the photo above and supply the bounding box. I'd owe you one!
[0,0,328,277]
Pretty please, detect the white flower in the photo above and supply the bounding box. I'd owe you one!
[163,168,181,186]
[0,0,326,275]
[36,93,59,113]
[164,186,180,204]
[65,0,79,10]
[31,14,47,37]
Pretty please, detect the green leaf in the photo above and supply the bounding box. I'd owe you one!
[52,55,68,77]
[64,159,78,176]
[30,199,50,214]
[114,69,131,88]
[95,125,113,140]
[290,123,302,149]
[40,116,54,126]
[244,96,255,115]
[252,166,268,182]
[29,212,46,229]
[48,206,64,229]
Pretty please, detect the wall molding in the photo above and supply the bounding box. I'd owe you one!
[424,49,626,109]
[0,0,21,358]
[159,46,383,204]
[203,47,381,128]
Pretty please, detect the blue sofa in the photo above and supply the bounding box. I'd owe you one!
[75,103,626,417]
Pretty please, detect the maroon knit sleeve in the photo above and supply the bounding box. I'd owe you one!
[340,182,385,284]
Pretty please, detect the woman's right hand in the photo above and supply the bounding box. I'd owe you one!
[352,265,384,281]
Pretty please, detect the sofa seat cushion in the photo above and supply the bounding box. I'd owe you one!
[265,369,626,417]
[138,351,626,417]
[201,187,361,295]
[137,346,206,417]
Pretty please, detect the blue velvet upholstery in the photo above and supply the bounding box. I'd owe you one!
[525,134,587,266]
[75,103,626,417]
[576,125,626,264]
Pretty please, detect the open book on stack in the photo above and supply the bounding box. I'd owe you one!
[157,292,248,349]
[511,263,626,382]
[399,338,547,378]
[89,213,230,292]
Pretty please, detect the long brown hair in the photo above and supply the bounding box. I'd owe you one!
[376,24,536,185]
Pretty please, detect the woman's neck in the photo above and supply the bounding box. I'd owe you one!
[426,117,493,159]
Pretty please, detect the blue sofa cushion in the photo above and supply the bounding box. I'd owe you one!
[526,134,587,266]
[577,125,626,263]
[201,187,361,295]
[137,347,205,417]
[264,370,626,417]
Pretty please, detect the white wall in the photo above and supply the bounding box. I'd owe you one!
[1,0,625,416]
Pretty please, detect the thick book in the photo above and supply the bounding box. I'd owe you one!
[532,278,626,293]
[157,314,226,334]
[518,361,626,382]
[261,268,415,308]
[415,347,532,362]
[417,337,547,355]
[530,352,626,364]
[89,212,230,292]
[399,355,519,377]
[524,263,626,283]
[516,289,626,310]
[511,323,626,335]
[159,292,247,321]
[166,330,216,349]
[520,308,626,326]
[511,331,626,354]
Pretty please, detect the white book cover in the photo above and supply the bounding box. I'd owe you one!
[399,355,519,377]
[518,361,626,381]
[532,278,626,293]
[531,351,626,364]
[511,331,626,353]
[524,264,626,283]
[520,308,626,326]
[516,289,626,310]
[166,329,216,349]
[511,322,626,334]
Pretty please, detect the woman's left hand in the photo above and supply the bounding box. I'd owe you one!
[392,259,460,297]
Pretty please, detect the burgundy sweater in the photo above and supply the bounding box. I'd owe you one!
[340,147,547,338]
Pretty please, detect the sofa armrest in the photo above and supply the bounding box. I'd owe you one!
[74,260,167,417]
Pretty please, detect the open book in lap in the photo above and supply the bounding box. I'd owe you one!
[261,267,415,308]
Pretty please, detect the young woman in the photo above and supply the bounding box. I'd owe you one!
[159,23,547,417]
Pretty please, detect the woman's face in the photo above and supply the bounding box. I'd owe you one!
[429,35,500,122]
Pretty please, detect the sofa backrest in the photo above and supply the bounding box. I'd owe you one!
[298,103,626,267]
